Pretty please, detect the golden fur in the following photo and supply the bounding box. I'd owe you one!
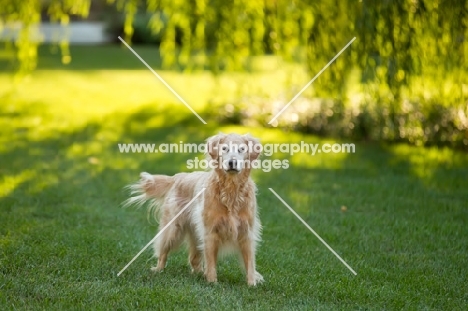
[126,133,263,286]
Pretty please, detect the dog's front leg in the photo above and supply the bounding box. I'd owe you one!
[239,238,257,286]
[204,235,219,283]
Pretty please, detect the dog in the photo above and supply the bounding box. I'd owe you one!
[125,133,264,286]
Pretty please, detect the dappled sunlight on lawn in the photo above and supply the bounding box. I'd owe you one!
[387,143,468,172]
[0,70,212,135]
[0,65,310,140]
[288,141,352,170]
[0,169,35,197]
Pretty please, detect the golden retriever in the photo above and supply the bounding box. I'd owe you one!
[126,133,263,286]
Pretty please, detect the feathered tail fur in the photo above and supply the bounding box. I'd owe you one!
[123,172,174,220]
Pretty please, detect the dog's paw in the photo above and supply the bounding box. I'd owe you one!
[204,273,218,283]
[191,267,203,274]
[150,266,164,273]
[247,271,264,286]
[255,271,264,283]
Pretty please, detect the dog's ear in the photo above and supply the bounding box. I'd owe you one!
[243,133,261,161]
[206,132,226,160]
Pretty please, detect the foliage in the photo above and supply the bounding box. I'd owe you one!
[0,0,91,74]
[215,93,468,149]
[4,1,465,76]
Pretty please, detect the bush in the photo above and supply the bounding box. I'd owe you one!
[213,94,468,149]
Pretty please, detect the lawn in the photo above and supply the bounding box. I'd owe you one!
[1,45,467,310]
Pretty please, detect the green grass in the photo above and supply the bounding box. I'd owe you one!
[1,45,468,310]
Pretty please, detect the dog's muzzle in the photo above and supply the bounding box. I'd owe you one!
[226,159,240,173]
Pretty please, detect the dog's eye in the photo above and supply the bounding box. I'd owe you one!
[239,146,246,153]
[221,145,228,152]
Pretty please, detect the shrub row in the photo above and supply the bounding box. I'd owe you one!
[213,96,468,149]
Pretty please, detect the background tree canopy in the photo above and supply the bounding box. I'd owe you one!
[1,0,467,147]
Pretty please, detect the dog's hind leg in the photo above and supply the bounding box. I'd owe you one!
[187,229,203,273]
[151,216,185,272]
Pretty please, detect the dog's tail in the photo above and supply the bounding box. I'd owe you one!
[123,172,175,220]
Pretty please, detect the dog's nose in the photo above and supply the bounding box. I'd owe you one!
[228,159,237,170]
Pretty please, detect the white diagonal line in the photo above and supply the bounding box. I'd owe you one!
[118,36,207,125]
[117,188,206,276]
[268,37,356,125]
[268,188,357,275]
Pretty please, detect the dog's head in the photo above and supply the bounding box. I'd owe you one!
[206,132,261,175]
